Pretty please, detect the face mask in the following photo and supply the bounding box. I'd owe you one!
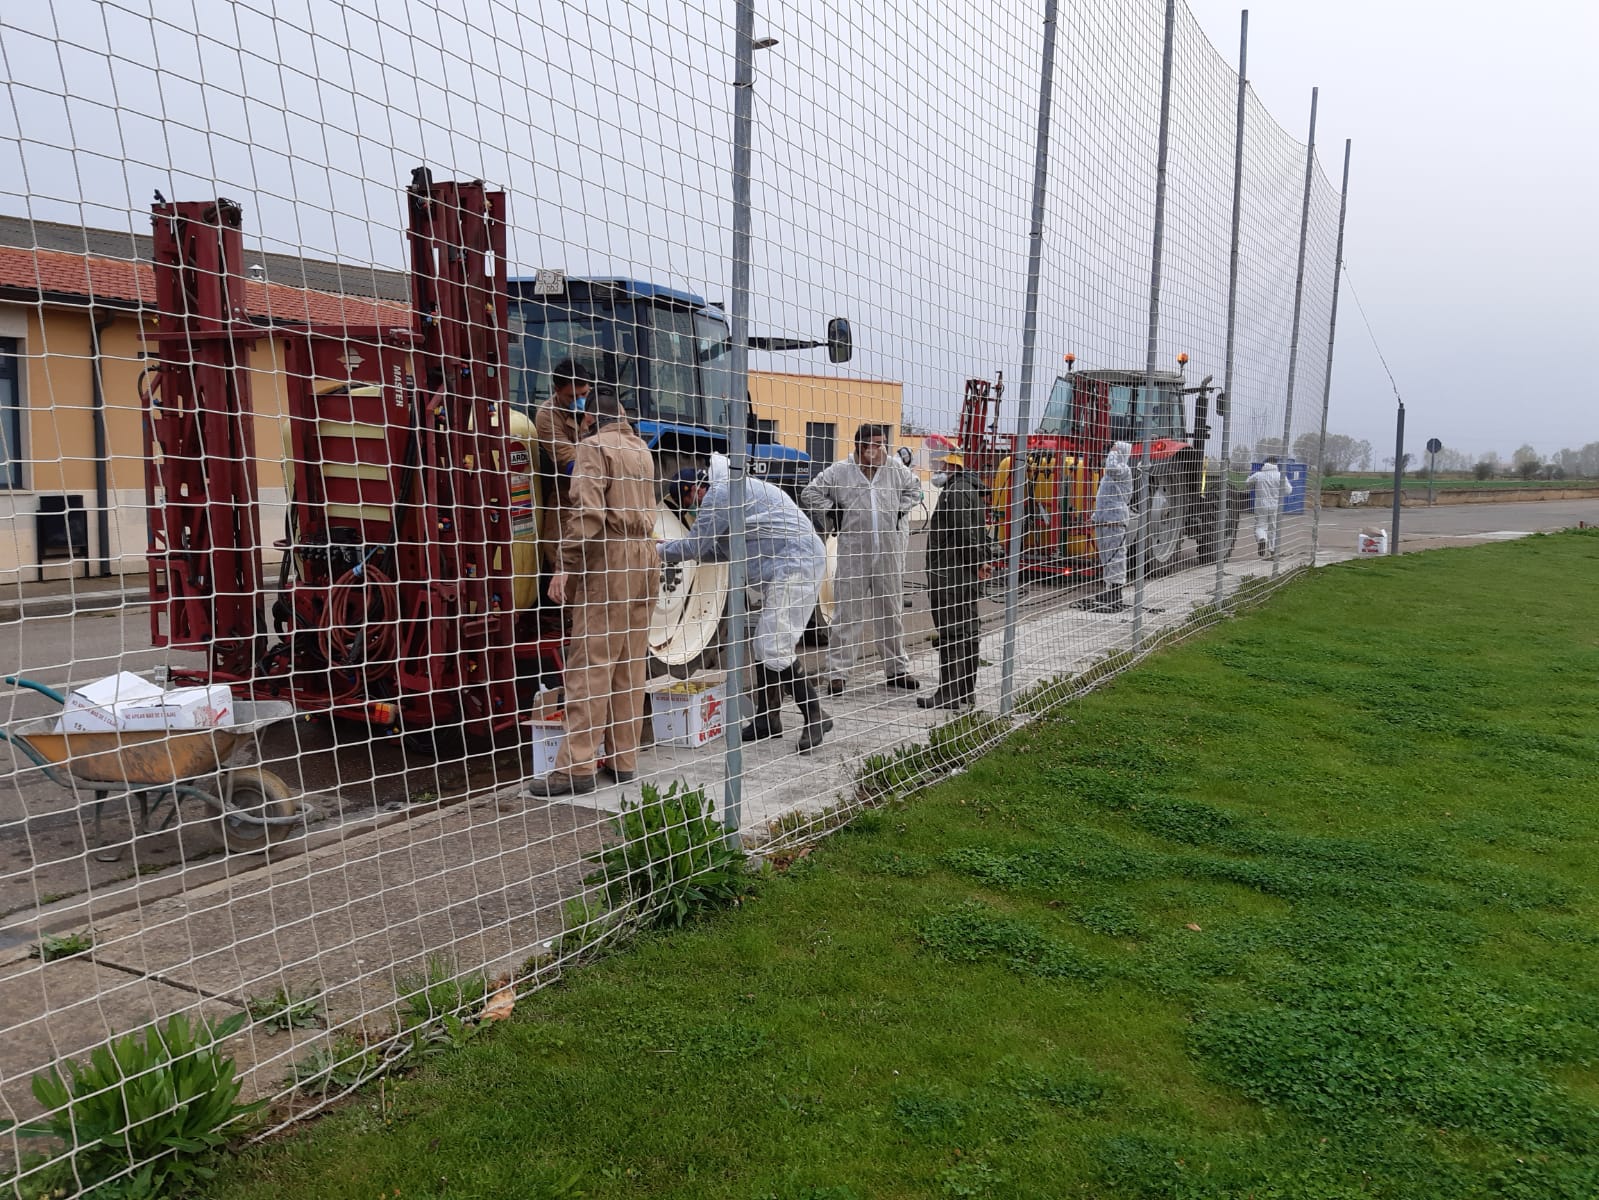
[681,506,699,524]
[930,470,951,488]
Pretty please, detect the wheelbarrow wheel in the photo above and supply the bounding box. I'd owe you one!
[218,767,298,854]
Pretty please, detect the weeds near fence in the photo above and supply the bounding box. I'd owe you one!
[31,929,94,962]
[3,1012,261,1199]
[246,986,323,1032]
[284,1034,382,1101]
[853,713,1010,806]
[394,955,489,1028]
[584,781,752,931]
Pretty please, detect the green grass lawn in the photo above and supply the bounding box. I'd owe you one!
[215,531,1599,1200]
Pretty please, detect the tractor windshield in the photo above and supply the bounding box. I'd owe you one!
[1037,376,1185,442]
[1107,384,1185,444]
[509,297,732,430]
[1039,375,1080,435]
[508,301,640,414]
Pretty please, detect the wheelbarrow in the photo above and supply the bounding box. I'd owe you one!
[0,676,303,859]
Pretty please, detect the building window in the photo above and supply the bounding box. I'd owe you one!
[805,421,837,467]
[0,338,21,489]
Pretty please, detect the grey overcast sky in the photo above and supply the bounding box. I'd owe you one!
[1185,0,1599,461]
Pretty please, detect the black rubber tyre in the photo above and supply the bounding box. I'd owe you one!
[217,767,298,854]
[1192,485,1244,566]
[1130,467,1185,579]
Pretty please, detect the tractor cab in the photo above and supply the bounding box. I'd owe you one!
[1037,369,1189,450]
[505,276,846,497]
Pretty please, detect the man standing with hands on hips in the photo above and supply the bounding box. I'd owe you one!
[527,388,659,797]
[801,423,923,696]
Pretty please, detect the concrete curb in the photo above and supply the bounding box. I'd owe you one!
[0,588,148,624]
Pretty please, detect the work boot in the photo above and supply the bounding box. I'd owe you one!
[828,678,846,697]
[525,771,597,798]
[885,673,921,691]
[1257,538,1268,558]
[1087,588,1126,614]
[740,664,783,742]
[786,667,832,754]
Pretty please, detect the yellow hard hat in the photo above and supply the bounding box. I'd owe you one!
[940,451,965,468]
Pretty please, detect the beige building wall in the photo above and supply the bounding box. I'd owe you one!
[1,300,293,586]
[747,370,902,468]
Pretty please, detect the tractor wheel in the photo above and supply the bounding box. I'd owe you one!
[1193,485,1243,566]
[217,768,299,854]
[1130,467,1185,578]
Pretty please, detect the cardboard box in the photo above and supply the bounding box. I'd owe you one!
[115,685,234,731]
[59,672,165,733]
[648,675,726,749]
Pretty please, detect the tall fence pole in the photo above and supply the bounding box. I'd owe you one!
[1308,138,1352,566]
[1214,10,1249,609]
[1390,401,1405,553]
[1273,85,1318,579]
[1133,0,1178,650]
[720,0,758,843]
[998,0,1061,716]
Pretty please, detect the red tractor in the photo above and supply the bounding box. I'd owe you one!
[956,356,1239,579]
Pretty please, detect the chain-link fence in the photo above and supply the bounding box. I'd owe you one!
[0,0,1348,1191]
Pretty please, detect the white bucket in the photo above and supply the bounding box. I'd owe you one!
[1357,530,1389,556]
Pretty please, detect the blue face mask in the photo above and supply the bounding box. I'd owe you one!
[573,392,588,413]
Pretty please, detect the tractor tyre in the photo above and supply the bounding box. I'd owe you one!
[1193,485,1244,566]
[1129,466,1185,579]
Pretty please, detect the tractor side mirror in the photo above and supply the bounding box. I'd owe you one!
[827,317,853,364]
[897,446,913,467]
[1214,392,1229,417]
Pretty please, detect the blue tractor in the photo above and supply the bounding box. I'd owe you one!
[505,275,852,497]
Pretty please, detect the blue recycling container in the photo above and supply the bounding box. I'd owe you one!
[1248,461,1308,515]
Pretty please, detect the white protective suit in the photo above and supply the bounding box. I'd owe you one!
[801,454,923,681]
[1092,441,1134,587]
[1246,461,1293,555]
[658,467,826,671]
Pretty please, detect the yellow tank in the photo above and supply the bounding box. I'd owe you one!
[506,407,542,610]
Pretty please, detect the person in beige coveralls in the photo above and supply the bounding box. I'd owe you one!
[526,389,660,797]
[533,358,594,571]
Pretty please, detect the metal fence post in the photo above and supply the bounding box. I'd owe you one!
[720,0,758,844]
[1390,402,1405,554]
[998,0,1061,716]
[1215,10,1249,610]
[1133,0,1178,651]
[1274,86,1318,580]
[1308,139,1352,567]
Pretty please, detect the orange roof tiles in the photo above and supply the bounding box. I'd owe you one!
[0,245,413,328]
